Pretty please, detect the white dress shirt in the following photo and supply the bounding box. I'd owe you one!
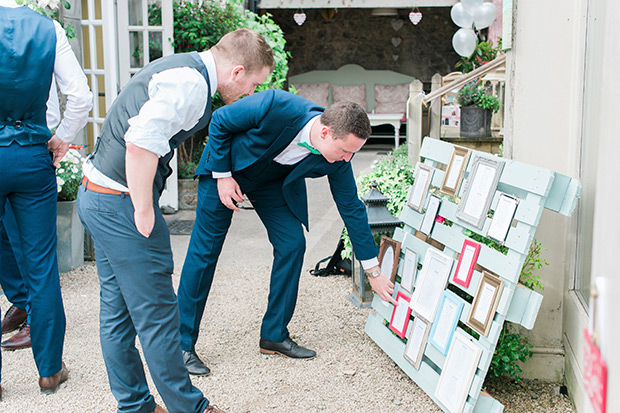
[83,51,217,191]
[1,1,93,142]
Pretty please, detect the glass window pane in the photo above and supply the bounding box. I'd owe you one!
[575,0,604,306]
[129,0,143,26]
[148,0,162,26]
[149,31,163,62]
[95,25,104,70]
[130,31,144,68]
[81,25,91,70]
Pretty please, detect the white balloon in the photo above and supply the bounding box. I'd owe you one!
[450,3,474,28]
[474,2,498,30]
[461,0,484,14]
[452,28,478,57]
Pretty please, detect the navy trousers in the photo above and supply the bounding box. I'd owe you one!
[178,161,306,351]
[0,142,65,378]
[77,186,208,413]
[0,201,30,314]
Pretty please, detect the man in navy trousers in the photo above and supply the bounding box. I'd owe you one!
[178,90,398,375]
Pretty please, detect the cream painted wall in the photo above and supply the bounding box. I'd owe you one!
[506,0,586,380]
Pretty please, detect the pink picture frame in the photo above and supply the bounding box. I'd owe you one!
[452,239,481,289]
[389,291,412,339]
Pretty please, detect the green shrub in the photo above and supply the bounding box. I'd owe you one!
[457,83,500,113]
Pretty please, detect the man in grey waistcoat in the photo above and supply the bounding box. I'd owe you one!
[77,29,273,413]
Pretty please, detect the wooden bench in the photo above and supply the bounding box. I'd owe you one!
[288,64,414,147]
[365,138,581,412]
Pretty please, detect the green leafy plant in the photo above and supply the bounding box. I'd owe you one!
[457,83,500,113]
[178,160,199,179]
[519,238,548,291]
[455,39,502,73]
[488,326,533,382]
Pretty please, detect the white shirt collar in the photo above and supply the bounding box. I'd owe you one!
[300,116,320,146]
[198,50,217,97]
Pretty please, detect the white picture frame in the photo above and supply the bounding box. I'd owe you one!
[400,248,418,294]
[455,155,505,230]
[407,164,434,213]
[435,331,483,413]
[403,314,431,370]
[409,248,454,322]
[486,193,519,245]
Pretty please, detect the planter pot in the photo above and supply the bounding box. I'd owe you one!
[56,200,84,273]
[460,106,492,138]
[178,178,198,210]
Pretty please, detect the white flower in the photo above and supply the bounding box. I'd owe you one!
[37,0,60,10]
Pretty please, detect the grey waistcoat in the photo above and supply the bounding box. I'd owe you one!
[89,52,212,196]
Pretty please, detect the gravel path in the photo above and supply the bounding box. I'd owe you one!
[0,260,574,412]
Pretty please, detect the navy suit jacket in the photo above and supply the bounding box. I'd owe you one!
[196,89,378,261]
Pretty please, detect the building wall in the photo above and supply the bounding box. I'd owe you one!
[506,0,585,381]
[266,8,460,83]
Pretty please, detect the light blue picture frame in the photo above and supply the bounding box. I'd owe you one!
[429,290,464,355]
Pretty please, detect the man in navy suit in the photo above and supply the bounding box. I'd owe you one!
[178,90,398,374]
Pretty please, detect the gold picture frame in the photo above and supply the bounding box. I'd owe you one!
[440,146,471,197]
[466,271,504,336]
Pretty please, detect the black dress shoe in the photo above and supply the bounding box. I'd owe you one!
[259,336,316,359]
[182,350,211,376]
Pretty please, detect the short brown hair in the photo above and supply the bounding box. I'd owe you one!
[320,102,371,140]
[212,29,275,73]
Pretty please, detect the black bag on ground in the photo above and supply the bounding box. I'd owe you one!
[310,238,352,277]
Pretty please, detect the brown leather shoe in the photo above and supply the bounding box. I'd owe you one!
[1,323,31,350]
[204,405,225,412]
[1,305,27,333]
[153,404,168,413]
[39,362,68,394]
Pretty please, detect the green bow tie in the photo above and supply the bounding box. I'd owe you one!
[297,141,321,155]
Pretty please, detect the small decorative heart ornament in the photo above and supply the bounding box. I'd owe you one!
[392,55,399,61]
[293,12,306,26]
[409,11,422,25]
[391,37,402,47]
[391,19,404,31]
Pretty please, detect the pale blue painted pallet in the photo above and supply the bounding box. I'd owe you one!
[365,138,581,413]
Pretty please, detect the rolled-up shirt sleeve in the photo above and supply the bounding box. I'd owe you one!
[52,20,93,142]
[124,67,209,157]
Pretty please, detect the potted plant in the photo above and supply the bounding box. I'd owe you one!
[457,83,501,138]
[55,147,85,272]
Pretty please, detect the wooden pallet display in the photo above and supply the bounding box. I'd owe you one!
[364,138,581,413]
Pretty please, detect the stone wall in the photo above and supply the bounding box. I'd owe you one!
[265,7,460,85]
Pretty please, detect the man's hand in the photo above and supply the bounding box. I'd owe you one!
[134,207,155,238]
[217,177,244,211]
[47,135,71,166]
[126,143,158,237]
[367,267,397,305]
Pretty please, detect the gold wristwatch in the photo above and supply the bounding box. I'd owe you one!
[366,268,381,278]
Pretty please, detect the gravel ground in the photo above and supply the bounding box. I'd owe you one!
[0,260,574,412]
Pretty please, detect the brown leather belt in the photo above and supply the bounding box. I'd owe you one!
[81,177,129,196]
